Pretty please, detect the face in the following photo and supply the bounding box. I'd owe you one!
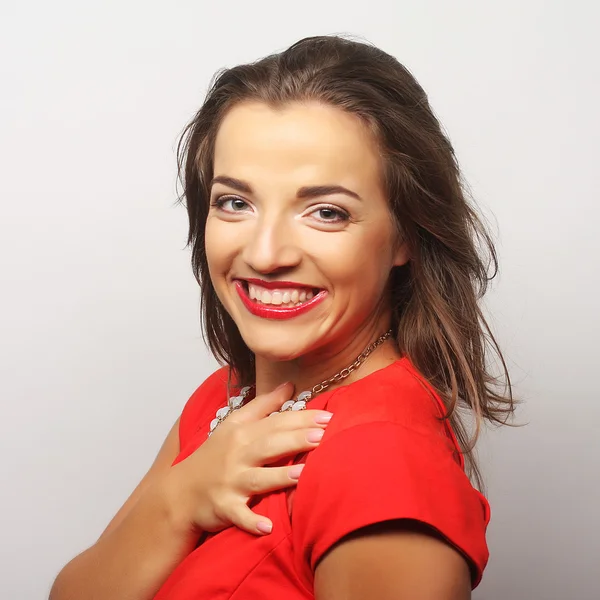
[205,101,407,363]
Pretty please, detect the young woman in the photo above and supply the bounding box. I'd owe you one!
[50,35,514,600]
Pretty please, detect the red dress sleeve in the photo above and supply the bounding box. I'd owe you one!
[290,375,490,590]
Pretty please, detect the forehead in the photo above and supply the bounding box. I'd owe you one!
[213,101,383,192]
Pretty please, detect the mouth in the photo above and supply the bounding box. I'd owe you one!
[234,279,327,320]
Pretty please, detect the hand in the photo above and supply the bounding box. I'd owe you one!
[165,382,332,536]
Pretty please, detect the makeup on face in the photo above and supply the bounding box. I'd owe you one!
[204,100,406,364]
[234,279,327,320]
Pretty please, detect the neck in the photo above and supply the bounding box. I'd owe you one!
[254,320,402,398]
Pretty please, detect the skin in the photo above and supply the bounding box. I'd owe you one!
[49,387,334,600]
[315,522,471,600]
[207,100,472,599]
[207,100,408,396]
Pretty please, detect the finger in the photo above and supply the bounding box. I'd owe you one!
[228,504,274,536]
[254,408,334,435]
[235,382,295,422]
[240,465,305,496]
[246,427,325,464]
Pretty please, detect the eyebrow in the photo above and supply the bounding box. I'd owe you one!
[210,175,362,201]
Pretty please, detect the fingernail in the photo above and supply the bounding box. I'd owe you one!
[275,382,290,391]
[307,429,325,443]
[288,464,305,480]
[256,521,273,534]
[314,412,334,424]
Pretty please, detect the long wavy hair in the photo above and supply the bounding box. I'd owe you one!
[176,35,514,487]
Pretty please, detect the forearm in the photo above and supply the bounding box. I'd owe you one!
[49,478,200,600]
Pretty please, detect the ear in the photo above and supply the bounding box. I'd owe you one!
[392,240,410,267]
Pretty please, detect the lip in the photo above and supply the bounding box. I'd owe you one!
[242,278,318,291]
[234,280,326,320]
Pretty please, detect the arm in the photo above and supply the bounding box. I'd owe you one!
[50,383,332,600]
[292,420,490,595]
[314,520,471,600]
[49,419,198,600]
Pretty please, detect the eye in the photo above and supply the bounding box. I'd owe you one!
[307,204,350,224]
[211,195,251,213]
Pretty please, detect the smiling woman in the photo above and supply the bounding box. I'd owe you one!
[50,35,514,600]
[204,101,404,369]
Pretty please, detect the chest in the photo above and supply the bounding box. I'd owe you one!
[159,410,313,599]
[154,485,312,600]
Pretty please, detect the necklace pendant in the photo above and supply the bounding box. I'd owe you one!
[216,406,231,419]
[289,391,311,411]
[208,386,253,437]
[208,330,391,438]
[228,395,244,409]
[280,390,310,412]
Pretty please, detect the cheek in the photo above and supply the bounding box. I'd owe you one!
[204,219,219,273]
[204,217,235,280]
[319,231,395,299]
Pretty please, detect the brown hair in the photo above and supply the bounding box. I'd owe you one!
[176,35,514,486]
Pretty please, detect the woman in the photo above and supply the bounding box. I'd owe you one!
[50,35,514,599]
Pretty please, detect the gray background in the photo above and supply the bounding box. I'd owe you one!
[1,1,598,598]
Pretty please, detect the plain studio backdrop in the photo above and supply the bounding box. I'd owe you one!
[1,1,598,598]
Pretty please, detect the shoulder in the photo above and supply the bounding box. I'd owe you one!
[292,358,490,589]
[323,358,455,451]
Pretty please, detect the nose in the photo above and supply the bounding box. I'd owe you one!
[241,215,302,275]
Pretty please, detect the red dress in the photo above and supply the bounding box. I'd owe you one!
[154,358,490,599]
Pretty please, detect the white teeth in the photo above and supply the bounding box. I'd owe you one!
[271,291,282,305]
[245,283,319,306]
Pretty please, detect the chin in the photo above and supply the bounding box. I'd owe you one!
[241,334,311,363]
[233,316,325,361]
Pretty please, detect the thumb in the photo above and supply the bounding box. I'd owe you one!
[237,382,294,421]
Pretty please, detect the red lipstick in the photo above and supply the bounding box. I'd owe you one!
[234,280,326,320]
[243,278,314,290]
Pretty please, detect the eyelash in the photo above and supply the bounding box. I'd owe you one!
[311,204,350,223]
[210,196,248,212]
[210,196,351,224]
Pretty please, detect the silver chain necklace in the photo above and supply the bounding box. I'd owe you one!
[208,330,392,437]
